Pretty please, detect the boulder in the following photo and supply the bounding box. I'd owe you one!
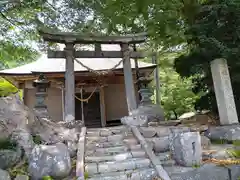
[170,132,202,167]
[121,115,148,127]
[130,104,165,122]
[0,146,22,169]
[139,127,156,138]
[28,143,71,179]
[146,136,170,153]
[205,125,240,141]
[0,169,11,180]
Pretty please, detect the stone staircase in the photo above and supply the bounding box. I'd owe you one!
[84,126,160,180]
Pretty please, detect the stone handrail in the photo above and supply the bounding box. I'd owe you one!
[76,127,87,180]
[130,126,172,180]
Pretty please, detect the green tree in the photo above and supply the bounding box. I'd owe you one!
[156,51,203,119]
[174,0,240,117]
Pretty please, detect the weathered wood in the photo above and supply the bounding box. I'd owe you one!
[152,52,161,105]
[121,43,137,113]
[131,126,172,180]
[76,127,87,180]
[39,29,147,44]
[64,43,75,122]
[99,87,106,127]
[47,50,145,59]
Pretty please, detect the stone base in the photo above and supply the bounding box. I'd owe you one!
[205,124,240,141]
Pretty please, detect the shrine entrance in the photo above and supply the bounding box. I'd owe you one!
[75,91,101,128]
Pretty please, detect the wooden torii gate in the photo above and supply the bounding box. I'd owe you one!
[39,29,147,122]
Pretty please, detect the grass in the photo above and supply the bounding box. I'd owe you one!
[227,149,240,158]
[211,139,240,146]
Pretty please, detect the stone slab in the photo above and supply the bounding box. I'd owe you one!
[210,58,239,125]
[97,158,151,174]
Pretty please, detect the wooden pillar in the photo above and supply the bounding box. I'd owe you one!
[64,43,75,122]
[152,52,161,105]
[99,87,106,127]
[121,43,137,114]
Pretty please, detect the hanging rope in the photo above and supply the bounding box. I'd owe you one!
[74,57,124,76]
[74,87,97,102]
[50,79,100,103]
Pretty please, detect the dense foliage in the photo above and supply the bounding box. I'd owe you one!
[174,0,240,117]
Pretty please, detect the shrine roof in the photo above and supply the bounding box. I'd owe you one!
[0,54,156,76]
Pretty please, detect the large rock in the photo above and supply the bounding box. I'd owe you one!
[0,146,22,169]
[171,132,202,167]
[121,115,148,127]
[171,164,240,180]
[130,104,165,122]
[0,95,32,138]
[205,125,240,141]
[147,136,170,153]
[0,169,11,180]
[28,143,71,179]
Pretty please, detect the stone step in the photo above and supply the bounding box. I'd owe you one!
[87,168,158,180]
[86,137,138,149]
[85,144,142,156]
[85,150,146,163]
[86,134,128,143]
[86,128,129,137]
[85,158,151,176]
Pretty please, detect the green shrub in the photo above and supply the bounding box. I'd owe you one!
[0,78,22,98]
[32,135,42,145]
[0,138,17,150]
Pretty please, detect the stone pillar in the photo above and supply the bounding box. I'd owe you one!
[210,58,238,125]
[64,43,75,122]
[121,43,137,114]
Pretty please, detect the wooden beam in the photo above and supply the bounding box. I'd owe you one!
[47,50,145,59]
[121,43,137,113]
[39,29,147,44]
[64,43,75,122]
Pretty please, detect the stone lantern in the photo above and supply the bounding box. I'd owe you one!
[33,74,51,119]
[138,75,154,105]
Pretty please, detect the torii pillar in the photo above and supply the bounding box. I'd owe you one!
[64,43,75,122]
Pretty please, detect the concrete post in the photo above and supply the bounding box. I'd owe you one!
[210,58,238,125]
